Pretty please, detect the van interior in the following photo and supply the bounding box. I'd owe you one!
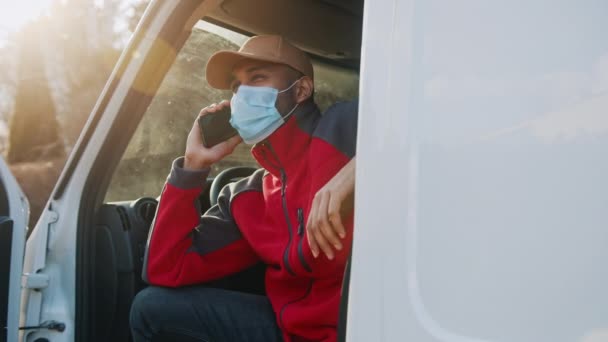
[77,1,364,341]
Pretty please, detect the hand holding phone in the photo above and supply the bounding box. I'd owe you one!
[198,105,238,148]
[184,101,241,170]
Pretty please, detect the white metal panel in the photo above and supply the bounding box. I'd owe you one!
[0,156,29,342]
[350,0,608,341]
[348,0,415,340]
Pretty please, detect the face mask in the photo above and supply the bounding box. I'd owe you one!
[229,79,301,145]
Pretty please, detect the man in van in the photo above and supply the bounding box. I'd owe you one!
[130,35,357,342]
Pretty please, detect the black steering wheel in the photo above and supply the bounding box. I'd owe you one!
[209,167,259,207]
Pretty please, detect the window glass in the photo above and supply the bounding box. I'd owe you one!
[104,22,358,202]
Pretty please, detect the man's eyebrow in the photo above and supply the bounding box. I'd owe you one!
[245,65,271,73]
[229,64,273,87]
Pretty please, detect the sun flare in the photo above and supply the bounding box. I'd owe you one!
[0,0,53,33]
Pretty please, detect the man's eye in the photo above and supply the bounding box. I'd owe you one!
[251,75,265,82]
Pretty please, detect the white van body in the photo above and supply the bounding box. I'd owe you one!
[3,0,607,341]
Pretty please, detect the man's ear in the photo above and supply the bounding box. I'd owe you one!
[295,76,314,103]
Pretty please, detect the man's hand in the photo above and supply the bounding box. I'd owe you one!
[184,100,242,170]
[307,158,356,260]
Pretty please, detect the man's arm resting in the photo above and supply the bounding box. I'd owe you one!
[307,157,355,260]
[142,157,259,287]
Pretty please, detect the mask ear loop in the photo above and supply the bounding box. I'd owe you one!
[282,102,299,121]
[277,76,305,120]
[278,76,305,93]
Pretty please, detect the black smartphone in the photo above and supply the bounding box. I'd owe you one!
[198,106,238,148]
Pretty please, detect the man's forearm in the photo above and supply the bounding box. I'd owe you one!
[143,157,259,287]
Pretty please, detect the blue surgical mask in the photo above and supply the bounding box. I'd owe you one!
[229,79,301,145]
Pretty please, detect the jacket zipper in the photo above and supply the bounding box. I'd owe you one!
[262,142,296,276]
[260,142,315,329]
[279,279,314,329]
[296,208,312,273]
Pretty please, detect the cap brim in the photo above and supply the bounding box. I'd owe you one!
[205,50,286,90]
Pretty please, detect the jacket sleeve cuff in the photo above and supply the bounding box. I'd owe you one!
[167,157,210,189]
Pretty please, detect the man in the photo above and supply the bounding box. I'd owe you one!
[130,35,357,342]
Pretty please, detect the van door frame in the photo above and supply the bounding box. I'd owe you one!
[347,0,416,340]
[67,1,223,341]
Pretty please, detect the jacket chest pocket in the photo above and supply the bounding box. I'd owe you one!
[295,207,312,273]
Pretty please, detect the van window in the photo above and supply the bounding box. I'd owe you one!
[104,21,358,202]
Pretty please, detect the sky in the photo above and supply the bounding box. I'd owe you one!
[0,0,53,36]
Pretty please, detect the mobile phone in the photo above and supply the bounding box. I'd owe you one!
[198,106,238,148]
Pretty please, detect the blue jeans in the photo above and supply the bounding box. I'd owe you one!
[129,286,284,342]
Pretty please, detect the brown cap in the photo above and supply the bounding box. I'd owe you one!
[206,35,314,90]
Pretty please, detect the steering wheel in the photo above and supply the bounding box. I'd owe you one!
[209,167,259,207]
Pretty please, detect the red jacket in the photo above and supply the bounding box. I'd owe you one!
[143,100,358,341]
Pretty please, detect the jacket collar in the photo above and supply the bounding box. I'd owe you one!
[251,100,320,177]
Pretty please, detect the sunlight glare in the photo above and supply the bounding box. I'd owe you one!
[0,0,53,33]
